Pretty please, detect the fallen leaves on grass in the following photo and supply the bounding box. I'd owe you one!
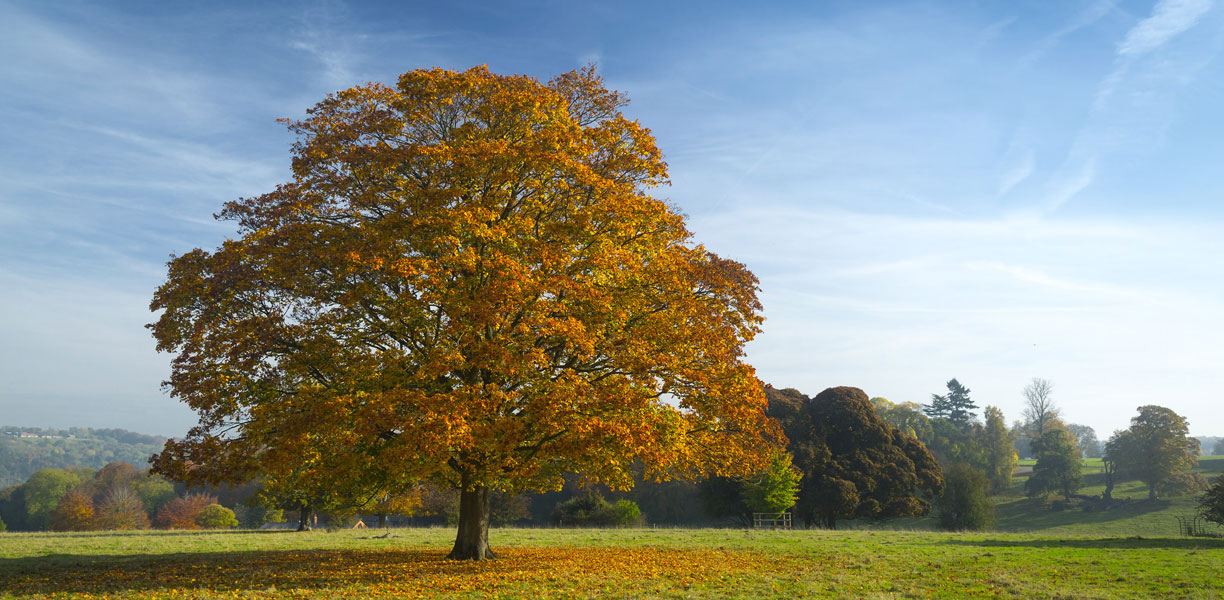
[4,546,799,599]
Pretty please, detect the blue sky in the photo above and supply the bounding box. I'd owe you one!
[1,0,1222,438]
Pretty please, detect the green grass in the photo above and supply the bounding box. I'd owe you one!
[861,455,1224,537]
[2,527,1222,599]
[2,458,1220,598]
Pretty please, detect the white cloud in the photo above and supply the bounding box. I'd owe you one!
[1118,0,1213,56]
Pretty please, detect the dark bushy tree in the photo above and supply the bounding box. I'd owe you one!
[935,463,994,531]
[551,492,641,527]
[1200,475,1224,527]
[770,386,943,529]
[924,379,977,429]
[1105,406,1199,501]
[0,485,28,531]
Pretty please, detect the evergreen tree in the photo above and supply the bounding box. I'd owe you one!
[924,379,977,429]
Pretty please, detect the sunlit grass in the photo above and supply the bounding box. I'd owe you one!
[2,527,1223,598]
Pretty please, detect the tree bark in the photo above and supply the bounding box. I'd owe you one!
[1148,483,1157,501]
[377,513,386,528]
[448,484,496,560]
[297,506,311,531]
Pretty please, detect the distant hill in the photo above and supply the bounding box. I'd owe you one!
[0,426,166,488]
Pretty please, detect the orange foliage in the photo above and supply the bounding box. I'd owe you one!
[149,65,781,543]
[47,490,95,531]
[153,494,217,530]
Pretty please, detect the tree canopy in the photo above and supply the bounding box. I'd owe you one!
[1025,428,1081,500]
[1105,406,1200,501]
[148,65,779,559]
[769,386,942,529]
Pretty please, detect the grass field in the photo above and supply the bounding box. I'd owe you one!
[3,527,1224,599]
[861,455,1224,537]
[3,457,1221,599]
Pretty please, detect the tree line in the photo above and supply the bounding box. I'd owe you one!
[0,427,165,488]
[2,377,1221,534]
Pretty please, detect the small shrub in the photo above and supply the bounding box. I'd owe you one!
[195,504,238,529]
[552,493,642,527]
[0,513,7,532]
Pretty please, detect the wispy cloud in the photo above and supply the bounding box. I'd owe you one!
[1118,0,1213,56]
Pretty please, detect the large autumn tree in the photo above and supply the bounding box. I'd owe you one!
[149,66,779,559]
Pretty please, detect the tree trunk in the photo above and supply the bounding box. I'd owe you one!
[377,513,386,528]
[297,506,311,531]
[1148,483,1157,501]
[448,485,496,560]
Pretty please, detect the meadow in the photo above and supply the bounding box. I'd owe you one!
[2,456,1222,599]
[3,526,1223,598]
[865,455,1224,537]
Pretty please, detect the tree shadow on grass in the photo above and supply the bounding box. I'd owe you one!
[0,548,552,596]
[945,537,1224,550]
[993,497,1174,532]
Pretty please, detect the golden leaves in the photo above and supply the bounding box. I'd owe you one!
[7,545,792,599]
[149,64,778,500]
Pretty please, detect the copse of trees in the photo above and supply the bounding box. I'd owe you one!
[0,463,243,532]
[1106,405,1202,501]
[771,386,943,529]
